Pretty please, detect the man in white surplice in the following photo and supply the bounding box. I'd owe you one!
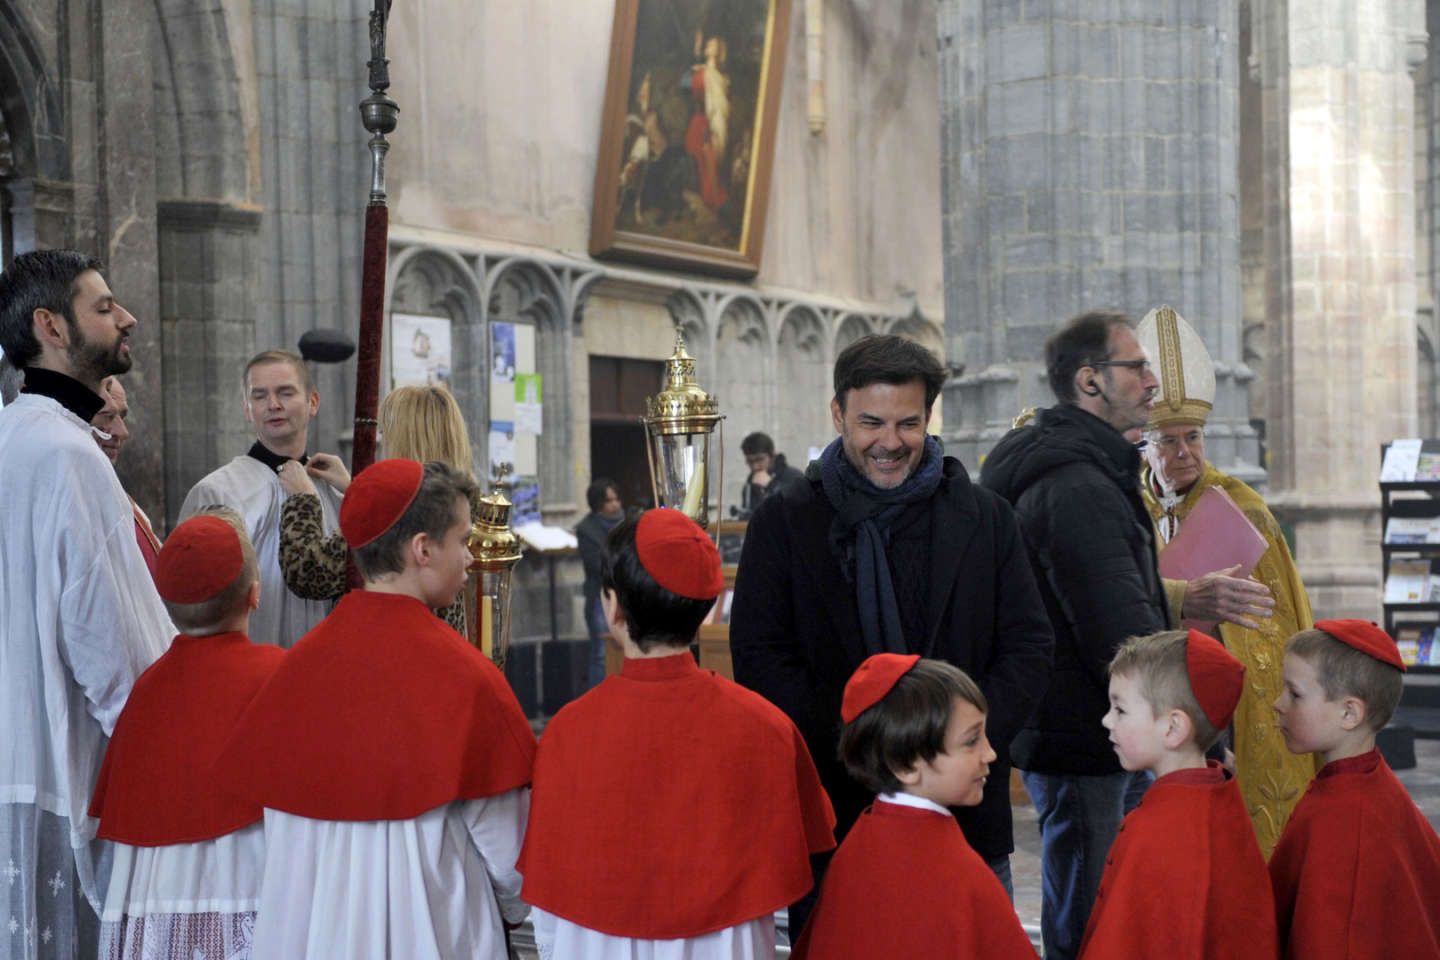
[0,250,173,960]
[180,349,341,648]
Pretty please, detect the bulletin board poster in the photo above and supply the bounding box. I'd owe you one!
[489,321,541,481]
[391,313,452,387]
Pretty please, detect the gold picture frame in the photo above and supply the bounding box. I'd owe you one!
[589,0,793,279]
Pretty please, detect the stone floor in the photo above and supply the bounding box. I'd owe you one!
[513,739,1440,958]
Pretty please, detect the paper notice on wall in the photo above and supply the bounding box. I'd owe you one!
[515,374,543,434]
[514,431,538,476]
[391,313,452,387]
[488,422,515,475]
[515,324,536,375]
[491,323,516,382]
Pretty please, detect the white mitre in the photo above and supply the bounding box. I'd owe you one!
[1136,304,1215,429]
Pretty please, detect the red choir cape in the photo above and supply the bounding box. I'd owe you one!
[218,590,536,820]
[1269,749,1440,960]
[89,632,283,845]
[792,800,1034,960]
[517,653,836,940]
[1080,762,1277,959]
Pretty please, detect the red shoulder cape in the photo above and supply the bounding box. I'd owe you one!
[1269,750,1440,960]
[793,800,1034,959]
[89,633,282,845]
[1080,763,1277,959]
[518,653,835,939]
[218,590,536,820]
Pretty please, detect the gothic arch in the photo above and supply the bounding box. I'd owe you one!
[151,0,257,200]
[777,304,832,458]
[887,312,944,358]
[834,314,876,356]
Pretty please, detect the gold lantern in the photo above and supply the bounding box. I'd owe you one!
[642,330,725,529]
[465,471,523,671]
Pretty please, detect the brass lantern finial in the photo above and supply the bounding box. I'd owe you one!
[644,329,721,437]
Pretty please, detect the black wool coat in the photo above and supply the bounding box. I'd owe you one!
[729,456,1054,861]
[980,403,1170,776]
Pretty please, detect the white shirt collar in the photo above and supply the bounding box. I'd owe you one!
[877,791,950,816]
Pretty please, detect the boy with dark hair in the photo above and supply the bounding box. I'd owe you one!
[793,654,1034,959]
[1080,629,1277,958]
[1269,620,1440,959]
[90,508,279,960]
[520,509,836,958]
[220,459,537,959]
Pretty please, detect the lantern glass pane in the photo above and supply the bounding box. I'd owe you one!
[649,430,712,528]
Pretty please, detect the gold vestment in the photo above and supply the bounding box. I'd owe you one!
[1142,461,1319,856]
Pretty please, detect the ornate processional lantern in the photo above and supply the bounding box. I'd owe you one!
[642,330,725,530]
[466,465,523,671]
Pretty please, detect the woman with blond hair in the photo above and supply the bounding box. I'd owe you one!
[276,384,478,631]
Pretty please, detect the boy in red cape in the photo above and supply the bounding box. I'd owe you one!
[90,508,279,960]
[518,508,836,958]
[219,459,537,960]
[792,654,1035,959]
[1270,620,1440,960]
[1079,629,1276,959]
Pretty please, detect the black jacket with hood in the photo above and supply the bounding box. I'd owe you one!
[980,403,1169,775]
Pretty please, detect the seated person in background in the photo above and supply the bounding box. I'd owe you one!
[735,431,803,519]
[277,383,479,632]
[519,509,836,959]
[793,654,1034,959]
[90,509,282,960]
[1269,620,1440,960]
[221,459,536,959]
[1079,629,1276,959]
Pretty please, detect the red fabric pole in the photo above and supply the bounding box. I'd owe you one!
[352,202,389,475]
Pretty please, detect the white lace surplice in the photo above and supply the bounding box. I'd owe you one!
[251,790,529,960]
[97,822,264,960]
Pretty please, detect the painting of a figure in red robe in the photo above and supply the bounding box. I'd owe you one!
[591,0,792,278]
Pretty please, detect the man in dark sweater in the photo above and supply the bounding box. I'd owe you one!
[730,335,1053,939]
[979,311,1168,960]
[736,431,803,519]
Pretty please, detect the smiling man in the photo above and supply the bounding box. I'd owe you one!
[0,249,173,959]
[181,350,341,648]
[730,334,1054,939]
[91,377,164,578]
[980,310,1171,960]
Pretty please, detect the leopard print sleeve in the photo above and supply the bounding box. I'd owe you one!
[280,492,348,601]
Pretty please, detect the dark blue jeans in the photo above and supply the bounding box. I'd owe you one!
[584,595,608,690]
[1022,769,1151,960]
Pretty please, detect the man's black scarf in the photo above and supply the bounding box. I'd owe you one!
[816,434,943,655]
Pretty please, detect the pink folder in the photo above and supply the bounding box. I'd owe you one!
[1157,486,1269,632]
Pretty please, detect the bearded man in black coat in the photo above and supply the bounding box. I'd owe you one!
[730,334,1054,939]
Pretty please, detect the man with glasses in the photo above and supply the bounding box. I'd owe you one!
[736,431,803,519]
[1137,306,1308,857]
[980,310,1171,960]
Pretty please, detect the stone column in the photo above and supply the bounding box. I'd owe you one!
[157,200,262,527]
[937,0,1254,478]
[1255,0,1426,616]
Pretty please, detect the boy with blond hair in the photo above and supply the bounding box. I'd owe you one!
[91,508,281,959]
[1079,629,1276,959]
[1270,619,1440,959]
[793,654,1035,959]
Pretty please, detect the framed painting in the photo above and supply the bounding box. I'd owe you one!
[589,0,793,278]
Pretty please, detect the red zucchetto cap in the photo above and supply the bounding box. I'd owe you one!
[1315,619,1407,672]
[156,515,245,604]
[635,509,723,600]
[340,459,425,548]
[1185,629,1246,730]
[841,653,921,724]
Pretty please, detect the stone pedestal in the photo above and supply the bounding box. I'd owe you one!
[937,0,1256,478]
[1254,0,1426,617]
